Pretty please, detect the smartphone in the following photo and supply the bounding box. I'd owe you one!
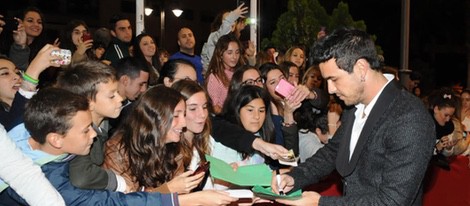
[1,17,19,31]
[82,32,92,42]
[275,78,295,98]
[191,161,210,176]
[51,49,72,65]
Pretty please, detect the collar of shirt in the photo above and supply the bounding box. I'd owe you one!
[354,74,395,119]
[350,74,394,160]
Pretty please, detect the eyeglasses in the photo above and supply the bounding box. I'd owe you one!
[242,77,264,85]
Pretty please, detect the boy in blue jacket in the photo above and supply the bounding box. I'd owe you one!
[7,88,179,206]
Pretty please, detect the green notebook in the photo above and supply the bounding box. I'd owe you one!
[205,155,272,186]
[252,185,302,200]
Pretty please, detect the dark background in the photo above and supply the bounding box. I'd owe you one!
[2,0,468,92]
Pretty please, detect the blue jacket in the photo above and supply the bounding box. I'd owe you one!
[8,161,179,206]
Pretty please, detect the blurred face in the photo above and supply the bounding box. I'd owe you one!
[139,36,156,58]
[123,71,149,101]
[287,66,300,85]
[177,28,196,51]
[289,48,305,68]
[241,69,264,88]
[90,81,124,121]
[320,59,364,106]
[461,92,470,110]
[71,25,88,46]
[165,100,186,143]
[94,47,105,59]
[222,42,240,69]
[171,64,197,83]
[407,79,420,91]
[185,92,208,134]
[433,106,455,126]
[159,53,169,66]
[113,19,132,43]
[240,98,266,133]
[0,59,21,105]
[60,110,96,155]
[265,69,286,101]
[23,11,43,39]
[305,69,323,89]
[266,48,275,56]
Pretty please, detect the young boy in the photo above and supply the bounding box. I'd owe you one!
[55,61,127,191]
[6,88,179,205]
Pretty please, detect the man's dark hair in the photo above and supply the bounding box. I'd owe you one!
[311,27,381,73]
[115,57,150,79]
[109,14,130,31]
[56,61,116,101]
[24,88,89,144]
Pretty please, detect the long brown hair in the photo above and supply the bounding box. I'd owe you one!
[119,85,184,187]
[172,80,212,166]
[205,33,244,88]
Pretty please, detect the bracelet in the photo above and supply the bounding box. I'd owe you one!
[22,72,39,85]
[282,121,297,127]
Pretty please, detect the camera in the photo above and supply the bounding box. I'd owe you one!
[0,17,19,31]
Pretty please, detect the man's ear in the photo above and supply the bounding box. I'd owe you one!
[163,77,173,87]
[89,99,96,112]
[355,58,369,79]
[120,75,130,86]
[110,30,117,38]
[46,132,64,149]
[177,39,181,47]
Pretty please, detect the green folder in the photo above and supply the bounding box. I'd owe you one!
[205,155,272,186]
[252,185,302,200]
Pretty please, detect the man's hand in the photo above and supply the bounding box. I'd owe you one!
[271,172,294,194]
[276,191,321,206]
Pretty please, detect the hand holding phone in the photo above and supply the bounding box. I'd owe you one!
[191,161,210,176]
[82,32,92,42]
[275,79,295,98]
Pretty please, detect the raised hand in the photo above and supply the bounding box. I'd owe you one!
[76,37,93,55]
[12,18,27,47]
[233,3,249,18]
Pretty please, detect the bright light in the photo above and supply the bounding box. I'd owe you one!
[145,8,153,16]
[246,17,257,25]
[172,9,183,17]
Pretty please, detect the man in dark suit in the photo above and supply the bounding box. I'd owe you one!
[273,28,435,205]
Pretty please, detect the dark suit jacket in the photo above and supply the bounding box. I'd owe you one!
[289,80,435,206]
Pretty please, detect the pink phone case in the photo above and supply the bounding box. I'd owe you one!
[275,79,295,98]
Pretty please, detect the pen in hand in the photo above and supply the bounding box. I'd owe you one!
[276,169,285,195]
